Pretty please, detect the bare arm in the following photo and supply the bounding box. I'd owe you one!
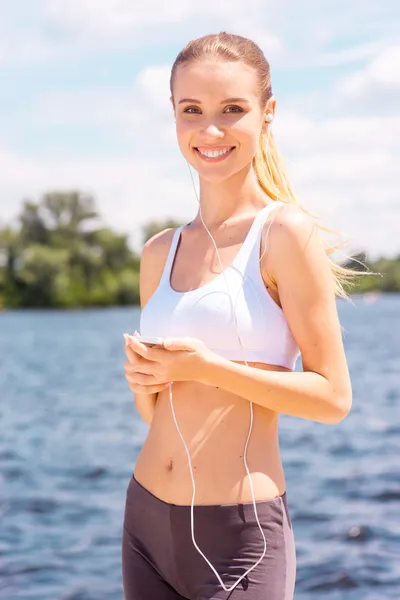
[200,204,352,424]
[133,389,157,427]
[130,228,176,425]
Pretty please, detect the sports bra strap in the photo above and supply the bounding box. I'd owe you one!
[159,225,184,284]
[233,201,282,273]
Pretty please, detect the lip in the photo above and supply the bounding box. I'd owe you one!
[195,146,235,151]
[194,146,236,163]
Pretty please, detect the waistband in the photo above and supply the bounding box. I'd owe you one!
[131,473,288,513]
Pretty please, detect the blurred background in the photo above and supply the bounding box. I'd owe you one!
[0,1,399,599]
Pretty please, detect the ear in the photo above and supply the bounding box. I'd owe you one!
[261,96,277,134]
[268,96,277,114]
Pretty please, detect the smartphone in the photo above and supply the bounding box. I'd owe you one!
[136,335,165,348]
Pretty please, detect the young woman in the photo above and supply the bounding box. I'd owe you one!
[122,32,353,600]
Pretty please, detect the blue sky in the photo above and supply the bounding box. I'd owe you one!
[0,0,399,257]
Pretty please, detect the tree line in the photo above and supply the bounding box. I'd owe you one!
[0,191,398,309]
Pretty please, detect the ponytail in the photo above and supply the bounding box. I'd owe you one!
[253,130,363,299]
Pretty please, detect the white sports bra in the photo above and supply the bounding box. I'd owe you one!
[140,201,300,370]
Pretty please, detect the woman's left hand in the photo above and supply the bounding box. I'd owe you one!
[127,334,215,385]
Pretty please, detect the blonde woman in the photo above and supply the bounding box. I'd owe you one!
[122,32,353,600]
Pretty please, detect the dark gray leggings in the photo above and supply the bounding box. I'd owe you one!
[122,474,296,600]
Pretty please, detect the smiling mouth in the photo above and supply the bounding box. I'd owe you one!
[193,147,236,162]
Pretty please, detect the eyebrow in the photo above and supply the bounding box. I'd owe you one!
[178,97,250,105]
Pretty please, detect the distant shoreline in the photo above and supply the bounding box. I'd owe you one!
[1,191,399,310]
[1,291,399,312]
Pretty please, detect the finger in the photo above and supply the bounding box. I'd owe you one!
[163,337,194,351]
[129,382,170,394]
[124,359,138,372]
[128,336,166,362]
[125,361,156,376]
[123,335,141,363]
[125,344,141,364]
[124,333,141,348]
[124,359,155,375]
[126,371,158,385]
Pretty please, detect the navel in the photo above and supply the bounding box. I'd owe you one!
[166,458,174,471]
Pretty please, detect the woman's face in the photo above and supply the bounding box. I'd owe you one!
[171,59,271,183]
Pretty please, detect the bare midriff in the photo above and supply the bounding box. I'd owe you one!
[134,360,291,506]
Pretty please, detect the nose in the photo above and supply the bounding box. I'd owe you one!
[202,122,225,139]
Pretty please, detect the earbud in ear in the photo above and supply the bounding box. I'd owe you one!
[265,113,274,123]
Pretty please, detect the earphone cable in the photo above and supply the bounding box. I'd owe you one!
[167,126,279,592]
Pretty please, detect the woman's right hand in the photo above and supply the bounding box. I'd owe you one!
[124,332,170,395]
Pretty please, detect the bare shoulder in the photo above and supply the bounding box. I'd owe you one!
[261,202,321,289]
[264,202,327,281]
[141,227,176,266]
[269,202,318,248]
[139,228,177,307]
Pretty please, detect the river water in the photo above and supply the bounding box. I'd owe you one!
[0,294,399,599]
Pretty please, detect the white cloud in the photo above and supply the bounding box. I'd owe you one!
[337,45,400,113]
[43,0,264,35]
[31,65,176,154]
[313,41,387,68]
[272,111,399,257]
[135,66,174,115]
[0,31,72,67]
[0,0,283,66]
[1,0,397,67]
[41,0,281,58]
[275,112,400,155]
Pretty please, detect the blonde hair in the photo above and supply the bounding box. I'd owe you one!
[170,32,362,299]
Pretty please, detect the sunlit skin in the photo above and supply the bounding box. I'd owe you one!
[124,58,352,506]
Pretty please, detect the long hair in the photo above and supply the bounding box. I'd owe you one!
[170,32,363,298]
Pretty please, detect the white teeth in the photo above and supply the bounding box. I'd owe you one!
[198,148,232,158]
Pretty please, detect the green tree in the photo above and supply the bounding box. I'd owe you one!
[19,201,49,246]
[42,191,98,236]
[0,225,23,307]
[18,244,70,307]
[1,190,399,310]
[0,190,143,309]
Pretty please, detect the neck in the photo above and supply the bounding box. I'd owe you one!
[194,164,269,229]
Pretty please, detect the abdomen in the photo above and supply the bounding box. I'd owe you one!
[134,365,289,505]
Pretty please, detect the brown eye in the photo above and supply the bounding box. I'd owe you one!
[225,106,243,113]
[183,106,244,114]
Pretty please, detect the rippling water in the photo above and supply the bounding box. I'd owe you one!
[1,295,399,599]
